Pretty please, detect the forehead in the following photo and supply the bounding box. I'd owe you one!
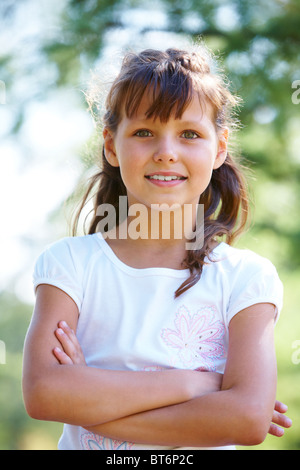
[124,89,215,126]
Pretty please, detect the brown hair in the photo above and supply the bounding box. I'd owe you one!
[72,45,249,297]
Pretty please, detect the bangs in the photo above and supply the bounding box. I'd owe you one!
[104,48,237,131]
[122,62,195,122]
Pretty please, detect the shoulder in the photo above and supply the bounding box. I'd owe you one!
[34,233,104,277]
[211,242,279,279]
[212,243,283,323]
[41,233,102,262]
[33,234,104,311]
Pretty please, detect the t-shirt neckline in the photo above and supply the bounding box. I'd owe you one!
[95,232,225,278]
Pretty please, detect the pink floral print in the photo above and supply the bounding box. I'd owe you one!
[161,305,225,371]
[80,432,134,450]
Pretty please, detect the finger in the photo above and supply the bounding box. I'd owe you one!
[55,327,78,359]
[268,423,285,438]
[58,321,77,342]
[272,410,292,429]
[53,346,73,365]
[55,322,86,365]
[274,400,288,414]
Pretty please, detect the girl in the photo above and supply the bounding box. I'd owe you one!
[23,45,291,450]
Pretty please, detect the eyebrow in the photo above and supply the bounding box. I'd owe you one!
[178,120,206,127]
[128,117,208,127]
[175,120,213,133]
[125,115,213,134]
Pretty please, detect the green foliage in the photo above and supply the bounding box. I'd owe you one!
[0,292,61,449]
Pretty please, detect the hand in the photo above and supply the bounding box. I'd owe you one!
[192,371,223,396]
[268,400,292,437]
[53,321,86,365]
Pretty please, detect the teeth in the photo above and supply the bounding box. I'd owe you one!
[148,175,183,181]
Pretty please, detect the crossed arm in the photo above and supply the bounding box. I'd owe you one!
[22,285,292,447]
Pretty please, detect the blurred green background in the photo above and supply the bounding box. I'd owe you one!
[0,0,299,450]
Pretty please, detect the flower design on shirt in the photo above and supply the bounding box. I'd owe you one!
[80,432,134,450]
[161,305,225,371]
[142,365,166,371]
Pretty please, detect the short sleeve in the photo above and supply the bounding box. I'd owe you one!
[33,239,83,312]
[227,257,283,325]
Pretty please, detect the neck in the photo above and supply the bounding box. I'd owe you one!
[120,202,201,245]
[100,203,215,270]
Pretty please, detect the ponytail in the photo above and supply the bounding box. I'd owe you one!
[175,152,249,297]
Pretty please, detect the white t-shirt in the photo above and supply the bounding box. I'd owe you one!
[33,233,283,450]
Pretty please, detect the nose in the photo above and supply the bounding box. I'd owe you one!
[153,136,178,163]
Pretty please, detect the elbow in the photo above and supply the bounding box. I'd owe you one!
[24,398,43,421]
[239,425,268,447]
[23,385,44,421]
[23,376,53,421]
[235,405,270,447]
[23,395,41,421]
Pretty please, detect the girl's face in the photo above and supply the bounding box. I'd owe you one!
[103,92,228,210]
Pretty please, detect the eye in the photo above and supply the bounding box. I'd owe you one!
[181,130,200,140]
[134,129,153,137]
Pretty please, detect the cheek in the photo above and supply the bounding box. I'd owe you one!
[117,155,144,192]
[195,139,218,162]
[189,149,215,174]
[188,147,216,192]
[119,143,147,173]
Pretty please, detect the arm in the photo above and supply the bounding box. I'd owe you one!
[22,284,222,426]
[55,303,292,447]
[85,400,291,443]
[86,303,280,447]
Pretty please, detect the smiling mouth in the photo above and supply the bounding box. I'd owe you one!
[145,175,187,181]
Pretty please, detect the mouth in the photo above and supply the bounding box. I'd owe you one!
[144,172,187,188]
[145,172,187,182]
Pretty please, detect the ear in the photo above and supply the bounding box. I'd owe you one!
[103,127,119,167]
[213,127,229,170]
